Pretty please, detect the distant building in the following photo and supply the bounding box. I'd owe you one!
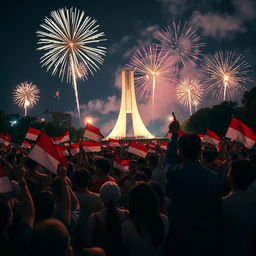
[45,110,72,128]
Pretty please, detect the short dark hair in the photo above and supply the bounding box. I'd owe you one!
[31,219,70,256]
[179,133,201,160]
[134,171,148,182]
[34,191,55,220]
[140,167,152,180]
[94,157,111,174]
[73,169,91,189]
[202,150,217,163]
[25,158,38,171]
[229,160,256,190]
[147,154,159,168]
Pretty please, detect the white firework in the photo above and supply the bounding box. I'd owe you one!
[176,78,203,115]
[37,7,107,119]
[13,82,40,116]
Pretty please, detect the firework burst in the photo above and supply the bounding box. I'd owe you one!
[127,45,177,103]
[176,78,203,115]
[155,21,205,67]
[204,50,251,101]
[37,7,107,119]
[13,82,40,116]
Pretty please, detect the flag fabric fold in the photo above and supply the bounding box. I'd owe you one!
[127,141,148,158]
[84,123,104,142]
[70,143,80,156]
[81,141,101,152]
[53,131,70,145]
[25,127,41,141]
[109,138,122,148]
[113,156,131,172]
[0,133,11,147]
[28,132,68,174]
[226,118,256,149]
[204,129,221,150]
[57,145,69,156]
[21,140,31,149]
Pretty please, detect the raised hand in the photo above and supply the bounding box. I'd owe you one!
[168,112,180,135]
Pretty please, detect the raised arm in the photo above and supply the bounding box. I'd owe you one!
[16,160,35,229]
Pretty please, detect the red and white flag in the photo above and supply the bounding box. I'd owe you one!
[81,141,101,153]
[147,139,158,153]
[165,130,185,139]
[21,140,31,149]
[57,145,69,156]
[226,118,256,149]
[70,143,80,156]
[159,141,168,150]
[204,129,221,150]
[0,163,12,193]
[25,127,41,141]
[198,134,205,141]
[28,132,68,174]
[109,138,121,148]
[84,123,104,142]
[0,134,11,147]
[53,131,70,145]
[113,156,131,172]
[127,141,148,158]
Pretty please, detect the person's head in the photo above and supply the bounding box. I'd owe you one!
[140,167,152,180]
[202,150,217,164]
[73,169,91,189]
[31,219,71,256]
[0,194,13,232]
[93,157,111,177]
[129,160,137,175]
[136,158,147,171]
[147,154,159,168]
[229,160,256,191]
[128,183,163,247]
[99,181,120,206]
[148,181,164,209]
[27,178,39,196]
[134,171,149,182]
[34,191,56,220]
[178,133,201,161]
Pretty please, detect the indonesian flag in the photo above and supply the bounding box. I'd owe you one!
[113,156,131,172]
[70,143,80,156]
[25,127,41,141]
[28,132,68,174]
[148,139,158,153]
[204,129,221,150]
[81,141,101,152]
[54,90,59,98]
[160,141,168,150]
[5,133,12,143]
[21,140,31,149]
[0,163,12,193]
[109,138,121,148]
[198,134,205,141]
[84,123,104,142]
[127,141,148,158]
[165,130,185,139]
[53,131,70,145]
[0,134,10,147]
[226,118,256,149]
[57,145,69,156]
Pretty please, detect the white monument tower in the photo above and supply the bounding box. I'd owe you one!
[108,70,154,139]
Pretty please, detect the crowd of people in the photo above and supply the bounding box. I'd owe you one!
[1,114,256,256]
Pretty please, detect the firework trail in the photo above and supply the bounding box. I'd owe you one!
[204,50,251,101]
[127,45,177,103]
[155,21,205,67]
[37,7,107,120]
[13,82,40,116]
[176,78,203,115]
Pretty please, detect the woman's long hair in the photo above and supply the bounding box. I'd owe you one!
[129,182,164,247]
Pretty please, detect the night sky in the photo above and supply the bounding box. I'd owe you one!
[1,0,256,136]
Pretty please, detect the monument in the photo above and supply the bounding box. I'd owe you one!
[108,70,154,139]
